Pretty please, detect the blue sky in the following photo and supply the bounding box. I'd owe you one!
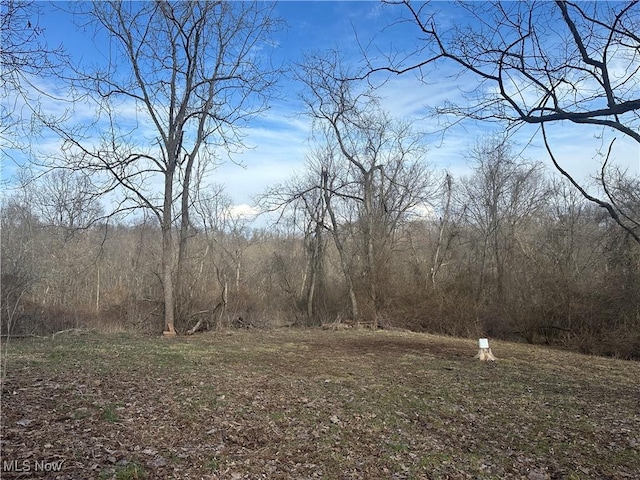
[4,1,639,219]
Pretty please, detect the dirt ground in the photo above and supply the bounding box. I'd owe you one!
[1,329,639,479]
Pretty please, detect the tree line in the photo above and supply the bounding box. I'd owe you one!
[1,1,638,358]
[3,136,639,357]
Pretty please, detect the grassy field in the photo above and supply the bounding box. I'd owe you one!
[1,329,639,479]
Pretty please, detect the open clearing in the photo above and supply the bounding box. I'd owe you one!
[1,329,639,479]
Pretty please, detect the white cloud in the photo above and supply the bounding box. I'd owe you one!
[408,202,436,220]
[6,2,638,224]
[229,203,260,219]
[207,99,311,205]
[371,66,640,191]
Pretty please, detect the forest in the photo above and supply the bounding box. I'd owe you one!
[3,141,639,358]
[2,1,639,359]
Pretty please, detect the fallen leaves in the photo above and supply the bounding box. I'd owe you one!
[1,329,639,479]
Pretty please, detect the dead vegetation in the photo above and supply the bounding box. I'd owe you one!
[1,329,639,479]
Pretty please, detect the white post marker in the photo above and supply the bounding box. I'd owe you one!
[475,338,497,361]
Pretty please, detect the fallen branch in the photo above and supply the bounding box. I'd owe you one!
[52,328,93,338]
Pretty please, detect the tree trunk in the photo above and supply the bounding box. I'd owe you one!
[363,174,377,328]
[493,228,505,301]
[306,234,317,322]
[162,237,176,335]
[474,339,497,361]
[306,220,325,323]
[346,281,358,323]
[322,169,359,322]
[176,135,194,323]
[431,173,452,290]
[234,251,241,292]
[95,266,100,313]
[216,271,228,330]
[307,271,316,321]
[162,168,176,335]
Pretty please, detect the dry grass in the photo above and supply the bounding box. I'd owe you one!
[1,329,639,479]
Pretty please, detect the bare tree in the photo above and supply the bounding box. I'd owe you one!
[303,189,329,324]
[260,159,331,324]
[1,0,65,155]
[429,172,455,290]
[25,169,104,235]
[287,52,437,325]
[368,0,640,242]
[259,148,353,324]
[42,1,280,334]
[0,1,53,88]
[460,135,548,303]
[0,196,39,337]
[317,149,360,324]
[190,184,257,332]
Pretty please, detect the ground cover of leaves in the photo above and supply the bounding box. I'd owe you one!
[1,329,639,479]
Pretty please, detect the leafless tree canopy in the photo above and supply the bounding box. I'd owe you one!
[2,2,639,359]
[1,1,47,87]
[367,0,640,241]
[261,52,439,325]
[1,0,64,152]
[374,1,639,133]
[56,1,280,210]
[40,1,282,333]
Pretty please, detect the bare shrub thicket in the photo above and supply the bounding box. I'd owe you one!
[3,147,638,358]
[3,1,637,361]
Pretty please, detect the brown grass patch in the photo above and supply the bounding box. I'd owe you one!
[1,329,639,479]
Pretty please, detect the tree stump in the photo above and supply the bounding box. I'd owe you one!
[475,338,496,361]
